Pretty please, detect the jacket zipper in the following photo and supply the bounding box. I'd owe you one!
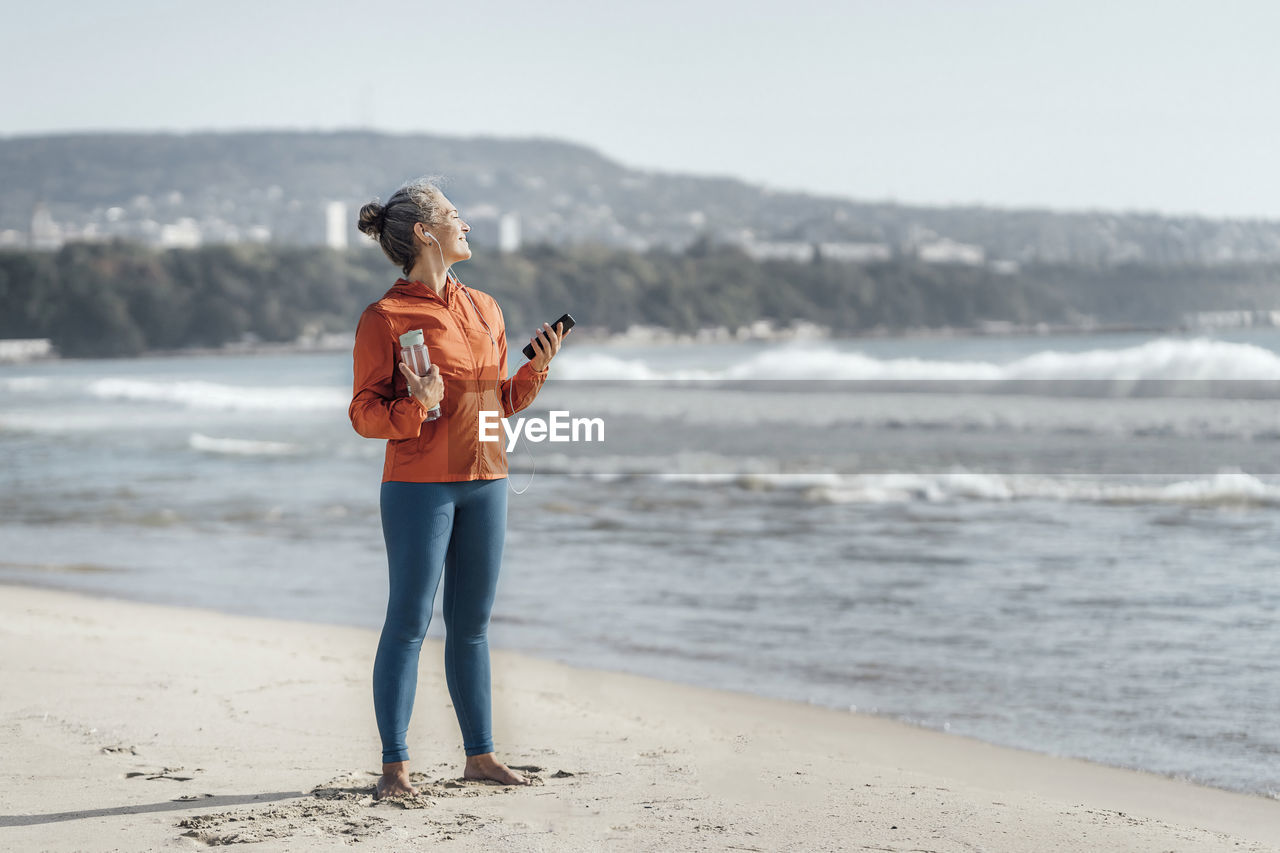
[418,280,488,473]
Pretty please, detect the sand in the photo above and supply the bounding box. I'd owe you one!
[1,582,1278,852]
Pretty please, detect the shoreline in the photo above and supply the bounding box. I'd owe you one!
[0,321,1219,364]
[3,581,1278,851]
[130,321,1215,357]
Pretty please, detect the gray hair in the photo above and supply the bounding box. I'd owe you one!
[356,175,449,276]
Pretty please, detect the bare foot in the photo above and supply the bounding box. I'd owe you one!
[375,760,420,799]
[463,753,529,785]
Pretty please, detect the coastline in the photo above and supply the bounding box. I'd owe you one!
[0,320,1214,364]
[127,321,1215,357]
[2,582,1278,852]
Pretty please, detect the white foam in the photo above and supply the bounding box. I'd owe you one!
[1002,338,1280,381]
[555,338,1280,381]
[89,378,347,411]
[0,376,51,392]
[553,354,710,381]
[725,349,1002,381]
[188,432,300,456]
[509,455,1280,508]
[806,470,1280,507]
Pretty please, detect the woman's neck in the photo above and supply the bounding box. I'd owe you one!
[405,262,448,295]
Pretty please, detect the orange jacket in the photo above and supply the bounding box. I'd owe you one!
[349,274,549,482]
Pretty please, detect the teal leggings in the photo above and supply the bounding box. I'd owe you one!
[373,478,508,763]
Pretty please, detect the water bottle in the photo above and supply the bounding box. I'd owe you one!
[398,329,441,421]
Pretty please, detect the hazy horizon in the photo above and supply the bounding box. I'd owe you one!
[4,0,1277,220]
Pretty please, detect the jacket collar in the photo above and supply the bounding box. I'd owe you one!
[391,272,463,305]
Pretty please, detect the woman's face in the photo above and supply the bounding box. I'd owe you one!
[423,196,471,264]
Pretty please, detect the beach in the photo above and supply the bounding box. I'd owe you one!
[5,334,1280,851]
[2,582,1278,852]
[5,339,1280,801]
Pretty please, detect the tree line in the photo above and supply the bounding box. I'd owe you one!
[6,237,1275,358]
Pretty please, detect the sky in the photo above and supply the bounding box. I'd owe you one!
[3,0,1277,220]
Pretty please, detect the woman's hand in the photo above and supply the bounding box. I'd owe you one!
[528,321,571,372]
[398,362,444,411]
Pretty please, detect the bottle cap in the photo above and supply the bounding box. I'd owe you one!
[398,329,424,347]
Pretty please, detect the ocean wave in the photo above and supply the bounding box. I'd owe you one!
[538,388,1280,439]
[188,432,300,456]
[1000,338,1280,381]
[555,338,1280,381]
[511,453,1280,508]
[0,376,52,392]
[805,470,1280,507]
[649,467,1280,508]
[89,378,347,411]
[555,354,671,380]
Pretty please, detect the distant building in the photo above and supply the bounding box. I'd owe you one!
[1183,309,1280,329]
[159,217,202,249]
[977,320,1016,334]
[30,202,63,250]
[818,241,891,263]
[919,238,985,265]
[325,201,348,250]
[744,241,815,263]
[498,212,521,253]
[735,319,776,340]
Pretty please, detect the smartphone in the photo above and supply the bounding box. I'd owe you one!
[522,313,576,360]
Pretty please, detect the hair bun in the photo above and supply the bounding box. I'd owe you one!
[357,201,387,239]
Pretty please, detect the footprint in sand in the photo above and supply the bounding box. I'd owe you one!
[312,766,554,807]
[124,766,202,781]
[177,799,389,845]
[170,767,583,846]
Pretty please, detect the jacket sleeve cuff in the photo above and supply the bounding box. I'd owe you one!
[408,395,433,419]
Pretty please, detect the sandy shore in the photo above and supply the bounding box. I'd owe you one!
[1,583,1277,852]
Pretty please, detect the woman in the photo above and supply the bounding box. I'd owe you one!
[350,176,568,799]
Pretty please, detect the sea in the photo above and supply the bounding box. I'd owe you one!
[2,327,1278,798]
